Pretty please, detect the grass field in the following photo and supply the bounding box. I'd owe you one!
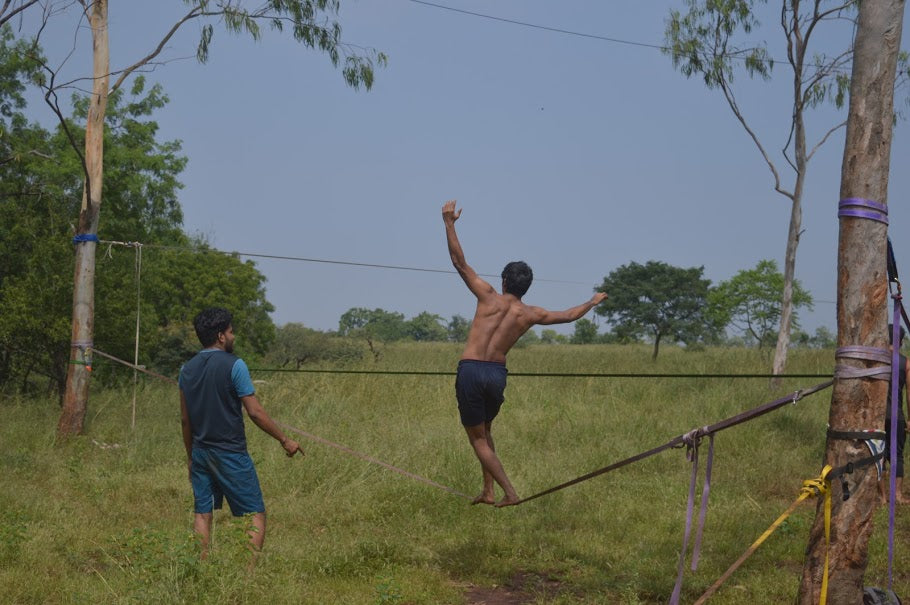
[2,343,909,604]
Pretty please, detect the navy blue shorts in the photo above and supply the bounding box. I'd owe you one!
[191,448,265,516]
[455,360,508,427]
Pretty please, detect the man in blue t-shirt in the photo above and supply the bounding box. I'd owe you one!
[179,307,301,558]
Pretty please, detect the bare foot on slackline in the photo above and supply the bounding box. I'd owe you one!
[472,493,495,506]
[494,496,520,508]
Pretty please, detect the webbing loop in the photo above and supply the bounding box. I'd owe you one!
[838,198,889,224]
[670,428,714,605]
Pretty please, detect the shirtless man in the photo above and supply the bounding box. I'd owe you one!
[443,200,608,507]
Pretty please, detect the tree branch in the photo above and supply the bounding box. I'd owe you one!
[718,77,794,203]
[109,5,204,93]
[0,0,41,29]
[807,120,847,161]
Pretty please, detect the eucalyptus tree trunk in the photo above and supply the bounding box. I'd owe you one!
[772,87,809,379]
[58,0,109,438]
[798,1,905,602]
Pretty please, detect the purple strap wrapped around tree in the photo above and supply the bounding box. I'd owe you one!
[838,198,889,225]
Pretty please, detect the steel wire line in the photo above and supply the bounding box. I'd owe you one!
[134,243,589,286]
[407,0,852,75]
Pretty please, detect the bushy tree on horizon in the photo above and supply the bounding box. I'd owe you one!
[595,260,720,359]
[710,259,813,348]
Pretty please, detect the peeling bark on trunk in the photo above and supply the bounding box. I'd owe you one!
[798,2,904,602]
[58,0,109,438]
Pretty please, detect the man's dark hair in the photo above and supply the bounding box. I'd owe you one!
[501,261,533,298]
[194,307,232,347]
[889,323,907,344]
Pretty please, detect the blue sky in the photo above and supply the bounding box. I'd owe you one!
[23,1,910,336]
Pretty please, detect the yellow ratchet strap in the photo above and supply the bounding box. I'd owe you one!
[800,465,832,605]
[693,465,834,605]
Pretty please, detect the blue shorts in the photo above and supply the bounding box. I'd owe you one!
[455,359,508,427]
[191,448,265,516]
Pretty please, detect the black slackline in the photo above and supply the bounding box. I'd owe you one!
[247,368,831,379]
[514,379,834,505]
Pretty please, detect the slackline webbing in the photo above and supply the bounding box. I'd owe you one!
[514,379,834,505]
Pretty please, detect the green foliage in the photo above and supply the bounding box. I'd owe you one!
[665,0,854,112]
[570,318,599,344]
[267,323,363,367]
[595,260,719,359]
[664,0,772,90]
[540,329,568,345]
[445,314,471,343]
[406,312,447,342]
[338,307,409,343]
[136,240,276,375]
[515,328,540,348]
[0,37,275,392]
[793,326,837,349]
[188,0,387,91]
[710,259,813,348]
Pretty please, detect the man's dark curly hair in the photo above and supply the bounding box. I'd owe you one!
[194,307,232,348]
[501,261,533,298]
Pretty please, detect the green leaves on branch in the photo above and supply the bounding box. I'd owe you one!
[665,0,773,89]
[709,259,812,348]
[595,260,718,360]
[191,0,387,90]
[0,42,276,392]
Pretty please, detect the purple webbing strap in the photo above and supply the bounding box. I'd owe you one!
[836,345,891,363]
[835,346,891,381]
[838,198,889,225]
[888,298,902,589]
[670,429,704,605]
[691,433,715,570]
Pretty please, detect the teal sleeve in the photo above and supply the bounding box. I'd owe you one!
[231,359,255,397]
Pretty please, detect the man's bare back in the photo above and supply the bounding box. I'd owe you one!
[461,293,549,362]
[442,200,607,507]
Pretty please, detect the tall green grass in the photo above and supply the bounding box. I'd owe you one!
[1,343,908,604]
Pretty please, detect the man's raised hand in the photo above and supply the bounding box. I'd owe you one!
[442,200,462,223]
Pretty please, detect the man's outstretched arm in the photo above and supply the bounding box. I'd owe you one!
[241,395,303,458]
[533,292,608,325]
[442,200,494,298]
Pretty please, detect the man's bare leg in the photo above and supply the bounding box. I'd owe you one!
[246,512,266,570]
[464,422,519,507]
[194,512,213,560]
[897,477,909,504]
[469,422,496,505]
